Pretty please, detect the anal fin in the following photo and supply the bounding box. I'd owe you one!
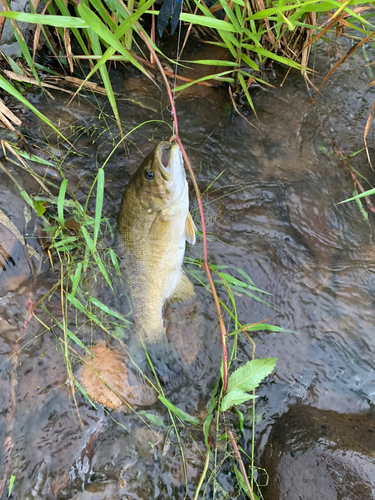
[167,271,195,304]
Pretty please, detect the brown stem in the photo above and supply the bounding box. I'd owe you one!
[228,429,256,500]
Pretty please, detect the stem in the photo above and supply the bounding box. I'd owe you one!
[228,429,255,500]
[193,448,210,500]
[135,18,229,390]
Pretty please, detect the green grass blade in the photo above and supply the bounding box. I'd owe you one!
[58,179,68,226]
[339,187,375,203]
[89,296,131,323]
[108,248,121,275]
[173,70,234,91]
[0,74,72,145]
[158,395,201,426]
[0,11,88,27]
[180,13,238,32]
[74,378,98,409]
[93,168,105,252]
[238,72,257,115]
[182,59,239,66]
[93,251,113,289]
[71,263,83,298]
[77,3,154,82]
[67,293,110,333]
[240,53,259,71]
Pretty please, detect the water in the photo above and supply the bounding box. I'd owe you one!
[1,36,375,499]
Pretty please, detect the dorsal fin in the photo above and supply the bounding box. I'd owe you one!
[185,212,196,245]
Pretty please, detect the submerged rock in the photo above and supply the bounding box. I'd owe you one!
[0,189,44,297]
[78,342,158,410]
[260,405,375,500]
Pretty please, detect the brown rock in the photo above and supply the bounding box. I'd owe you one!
[260,405,375,500]
[78,342,158,410]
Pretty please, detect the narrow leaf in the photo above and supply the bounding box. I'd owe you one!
[159,395,201,426]
[89,296,131,324]
[58,179,67,226]
[93,168,104,251]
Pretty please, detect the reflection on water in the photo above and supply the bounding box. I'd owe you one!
[1,37,375,498]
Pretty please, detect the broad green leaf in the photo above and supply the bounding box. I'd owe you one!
[227,358,277,393]
[15,150,56,166]
[241,27,262,47]
[89,0,118,31]
[7,55,24,75]
[159,396,201,426]
[86,27,123,144]
[203,411,214,449]
[221,388,257,412]
[218,0,241,31]
[244,44,305,70]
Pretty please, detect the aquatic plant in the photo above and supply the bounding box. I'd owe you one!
[0,0,374,133]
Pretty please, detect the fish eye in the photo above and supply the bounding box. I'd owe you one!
[145,171,154,180]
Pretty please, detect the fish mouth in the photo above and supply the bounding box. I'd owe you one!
[158,142,173,181]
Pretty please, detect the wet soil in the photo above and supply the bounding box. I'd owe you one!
[1,33,375,499]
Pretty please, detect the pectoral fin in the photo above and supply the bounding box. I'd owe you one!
[185,212,196,245]
[167,271,194,304]
[149,213,169,243]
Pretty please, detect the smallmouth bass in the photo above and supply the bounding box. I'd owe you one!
[117,141,196,379]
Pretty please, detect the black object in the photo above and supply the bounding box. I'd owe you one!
[157,0,183,37]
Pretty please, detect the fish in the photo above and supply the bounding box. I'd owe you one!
[117,141,196,380]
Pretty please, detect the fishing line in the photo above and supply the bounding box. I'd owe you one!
[172,2,184,137]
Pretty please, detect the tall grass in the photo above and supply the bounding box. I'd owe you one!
[0,0,374,134]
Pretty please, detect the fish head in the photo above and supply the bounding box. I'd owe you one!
[135,141,186,212]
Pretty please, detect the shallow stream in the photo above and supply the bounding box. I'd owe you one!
[1,35,375,499]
